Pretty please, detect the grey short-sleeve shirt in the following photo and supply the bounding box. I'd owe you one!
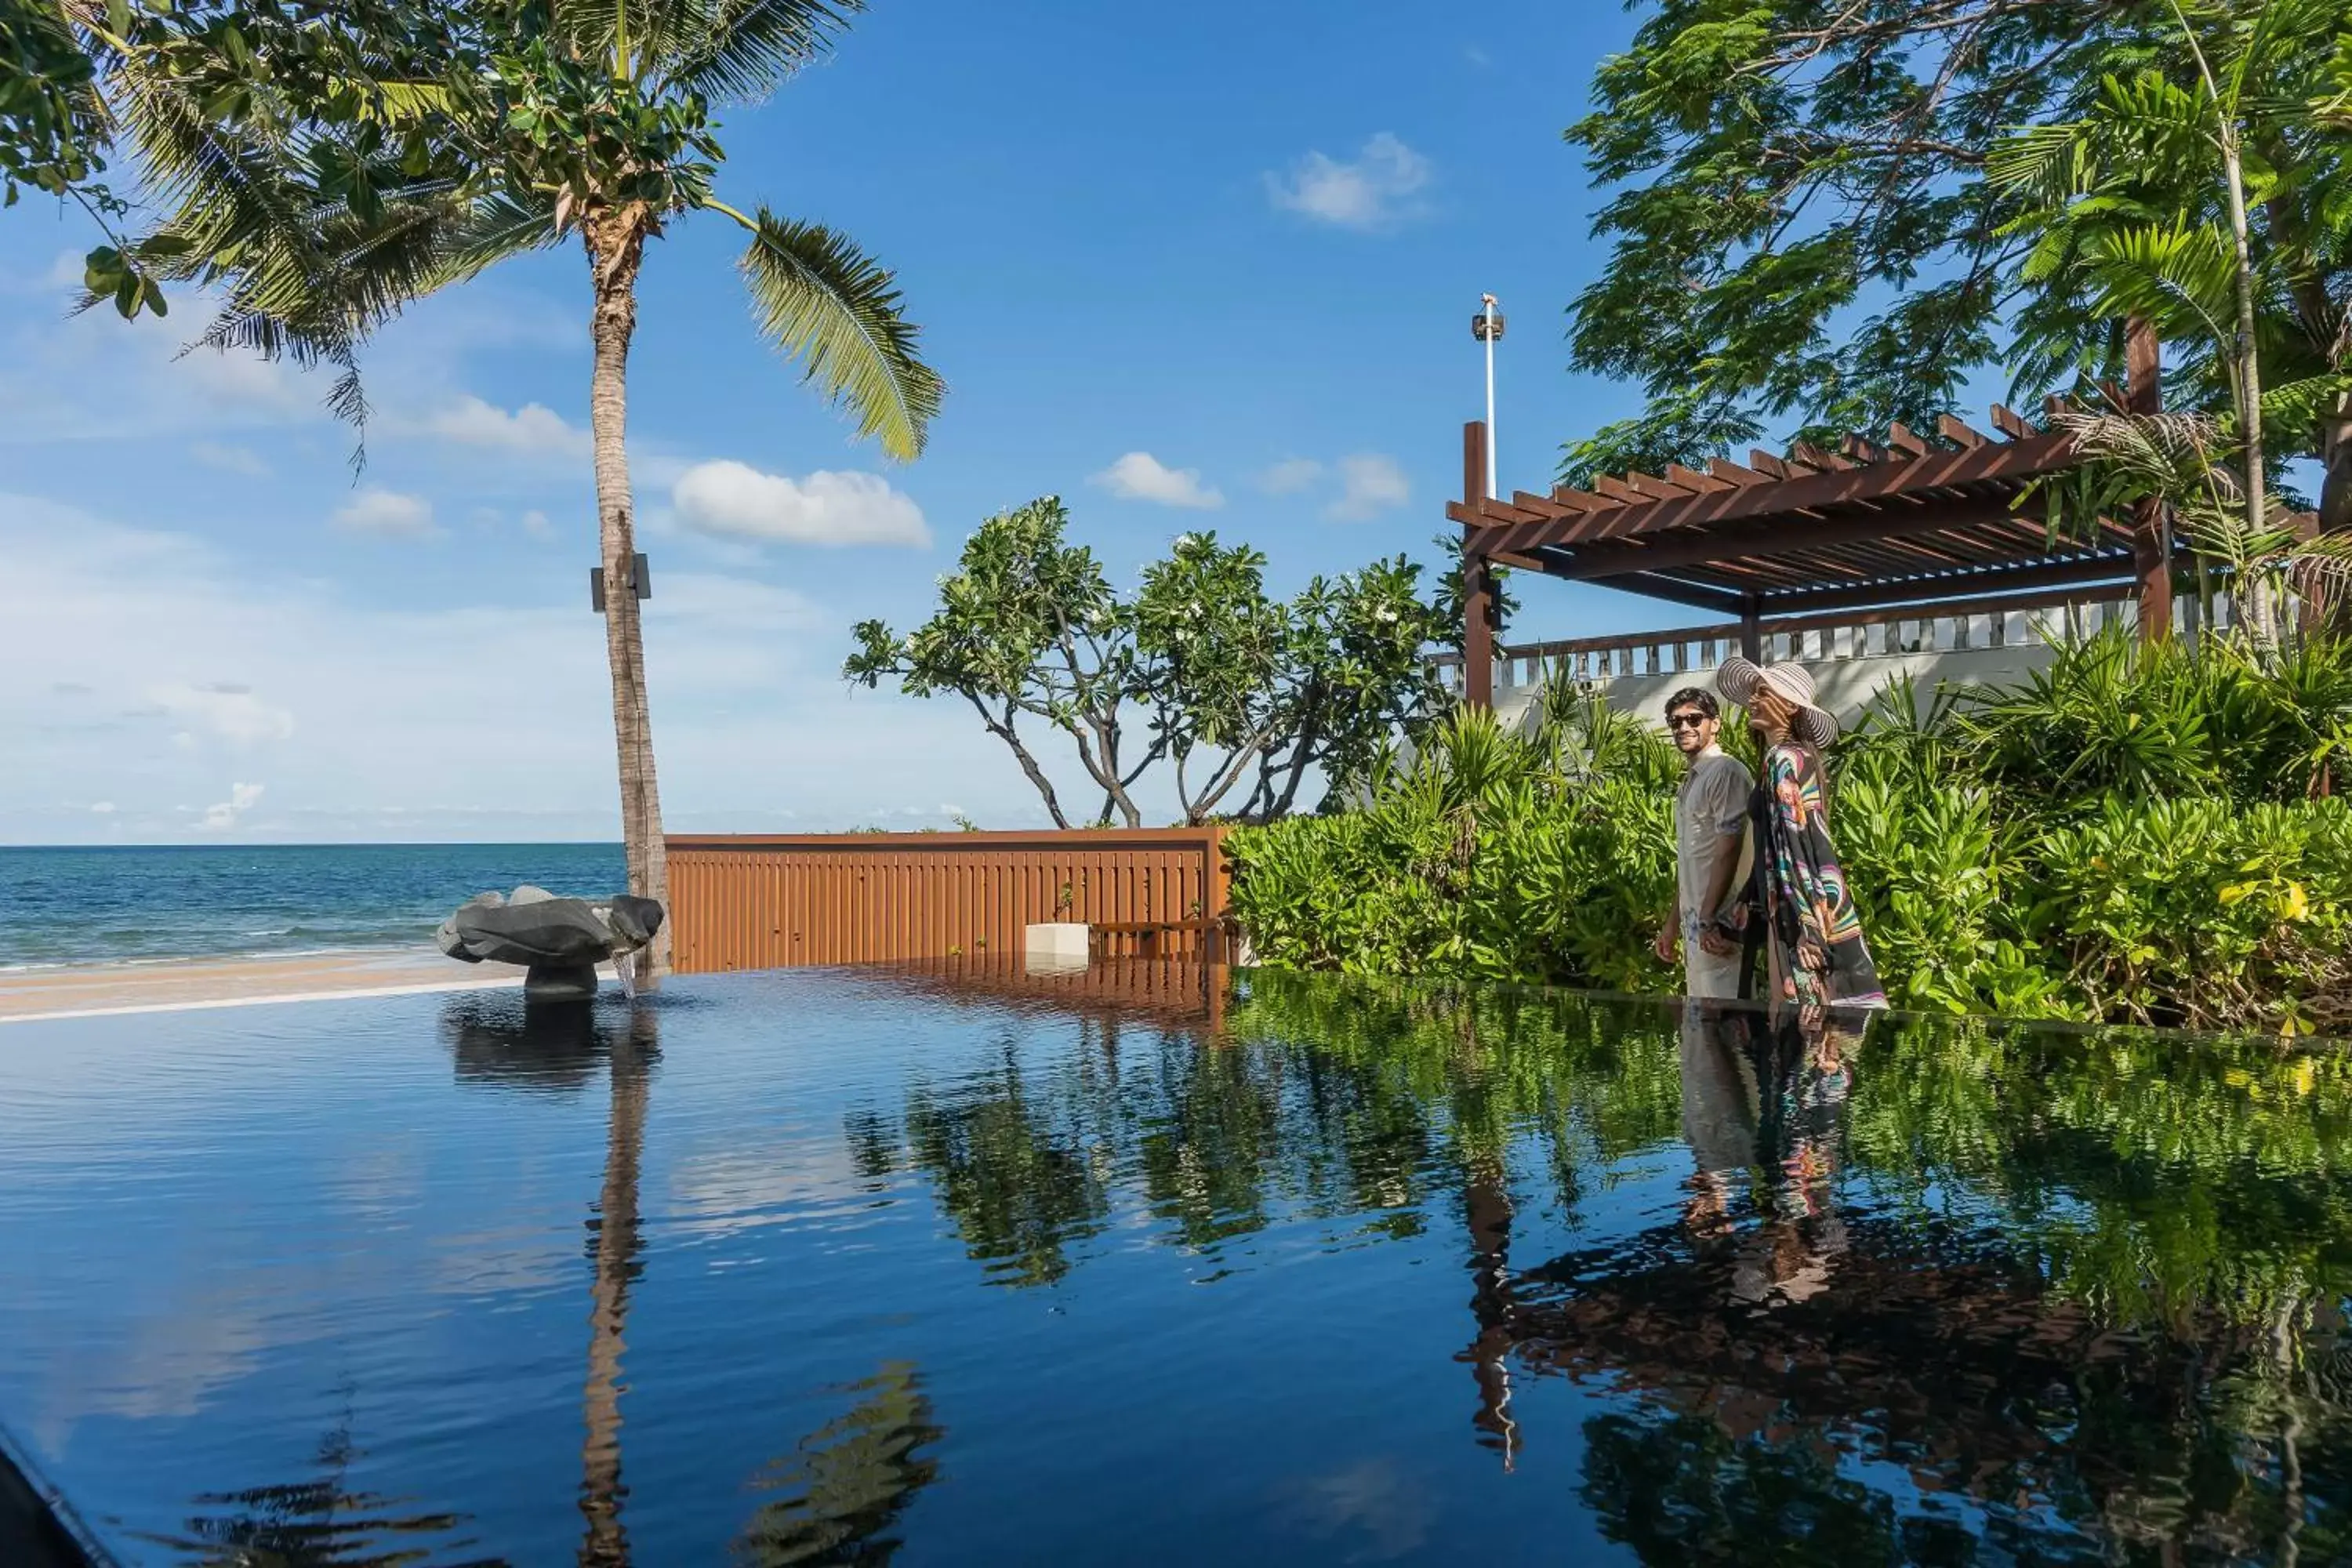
[1675,747,1753,935]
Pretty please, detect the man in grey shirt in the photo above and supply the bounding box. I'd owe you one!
[1653,687,1754,998]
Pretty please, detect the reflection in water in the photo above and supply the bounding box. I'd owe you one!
[54,966,2352,1562]
[576,1008,657,1568]
[441,996,615,1095]
[731,1363,943,1566]
[142,1416,506,1566]
[853,971,2352,1559]
[440,994,662,1568]
[847,1042,1113,1288]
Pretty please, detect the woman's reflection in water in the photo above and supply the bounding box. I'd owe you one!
[1679,1000,1867,1310]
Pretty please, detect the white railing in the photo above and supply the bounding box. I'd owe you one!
[1432,588,2246,699]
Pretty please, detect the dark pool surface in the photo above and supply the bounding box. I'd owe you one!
[3,964,2351,1565]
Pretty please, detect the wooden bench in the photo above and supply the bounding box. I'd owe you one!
[1087,917,1232,960]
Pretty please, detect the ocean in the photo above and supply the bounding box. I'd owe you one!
[0,843,629,970]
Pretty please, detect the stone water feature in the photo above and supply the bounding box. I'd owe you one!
[436,885,665,1001]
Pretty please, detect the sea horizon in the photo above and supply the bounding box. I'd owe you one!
[0,841,631,971]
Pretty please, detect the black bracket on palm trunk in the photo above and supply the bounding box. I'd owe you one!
[590,554,652,612]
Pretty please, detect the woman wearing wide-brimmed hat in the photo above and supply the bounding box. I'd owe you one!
[1715,658,1887,1011]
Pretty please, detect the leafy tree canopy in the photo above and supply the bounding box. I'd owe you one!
[844,498,1454,827]
[27,0,941,453]
[1564,0,2352,528]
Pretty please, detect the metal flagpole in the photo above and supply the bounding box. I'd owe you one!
[1475,294,1502,498]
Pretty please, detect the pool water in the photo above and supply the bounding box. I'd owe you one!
[2,964,2350,1565]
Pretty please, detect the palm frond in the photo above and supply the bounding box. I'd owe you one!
[2263,374,2352,450]
[733,205,942,460]
[553,0,851,93]
[2083,219,2238,352]
[655,0,856,101]
[2287,533,2352,614]
[1986,120,2092,206]
[430,189,564,287]
[2318,33,2352,127]
[336,78,456,128]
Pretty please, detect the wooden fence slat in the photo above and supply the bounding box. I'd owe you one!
[663,829,1233,975]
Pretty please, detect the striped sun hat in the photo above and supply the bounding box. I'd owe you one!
[1715,657,1839,750]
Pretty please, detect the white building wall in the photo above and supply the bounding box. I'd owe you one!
[1481,592,2234,735]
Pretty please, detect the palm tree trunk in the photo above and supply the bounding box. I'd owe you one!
[2324,397,2352,536]
[586,213,672,985]
[2220,125,2273,641]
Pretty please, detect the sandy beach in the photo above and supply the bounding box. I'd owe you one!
[0,948,604,1024]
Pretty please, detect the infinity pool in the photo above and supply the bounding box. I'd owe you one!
[2,964,2349,1564]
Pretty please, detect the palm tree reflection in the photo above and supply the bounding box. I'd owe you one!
[442,992,661,1568]
[143,1415,506,1566]
[731,1363,943,1566]
[576,1007,657,1568]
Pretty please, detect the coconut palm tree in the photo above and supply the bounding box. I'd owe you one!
[107,0,944,984]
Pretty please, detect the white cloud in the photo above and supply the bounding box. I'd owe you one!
[0,495,1186,844]
[181,348,315,416]
[199,782,265,832]
[89,801,115,814]
[150,681,297,746]
[1091,452,1225,510]
[190,441,270,477]
[1326,453,1411,521]
[670,461,930,547]
[520,509,556,539]
[1265,132,1433,231]
[424,394,591,458]
[1258,457,1324,495]
[332,488,438,539]
[0,287,328,444]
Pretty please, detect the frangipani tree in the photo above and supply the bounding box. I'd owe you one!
[104,0,943,982]
[845,499,1453,826]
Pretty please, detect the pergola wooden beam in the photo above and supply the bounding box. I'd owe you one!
[1730,551,2141,616]
[1479,428,2080,559]
[1552,492,2057,583]
[1602,575,1751,617]
[1450,335,2177,710]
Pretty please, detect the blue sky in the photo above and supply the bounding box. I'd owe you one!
[1,0,1686,844]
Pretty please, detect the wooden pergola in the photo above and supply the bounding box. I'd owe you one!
[1446,365,2180,709]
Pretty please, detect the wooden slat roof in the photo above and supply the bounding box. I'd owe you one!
[1446,408,2171,619]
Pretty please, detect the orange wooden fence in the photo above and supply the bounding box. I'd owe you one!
[665,827,1231,975]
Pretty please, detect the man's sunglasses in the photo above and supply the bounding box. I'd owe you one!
[1666,712,1711,730]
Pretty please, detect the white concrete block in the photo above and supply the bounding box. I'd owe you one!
[1024,922,1091,961]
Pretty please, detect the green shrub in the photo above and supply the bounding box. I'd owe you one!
[1229,702,1675,990]
[1229,632,2352,1036]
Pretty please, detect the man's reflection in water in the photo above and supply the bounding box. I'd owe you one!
[1679,1000,1867,1310]
[1675,999,1758,1241]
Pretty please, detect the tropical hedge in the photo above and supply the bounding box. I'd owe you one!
[1228,630,2352,1036]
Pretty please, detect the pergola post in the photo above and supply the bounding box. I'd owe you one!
[2126,317,2172,642]
[1739,598,1762,662]
[1462,420,1494,710]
